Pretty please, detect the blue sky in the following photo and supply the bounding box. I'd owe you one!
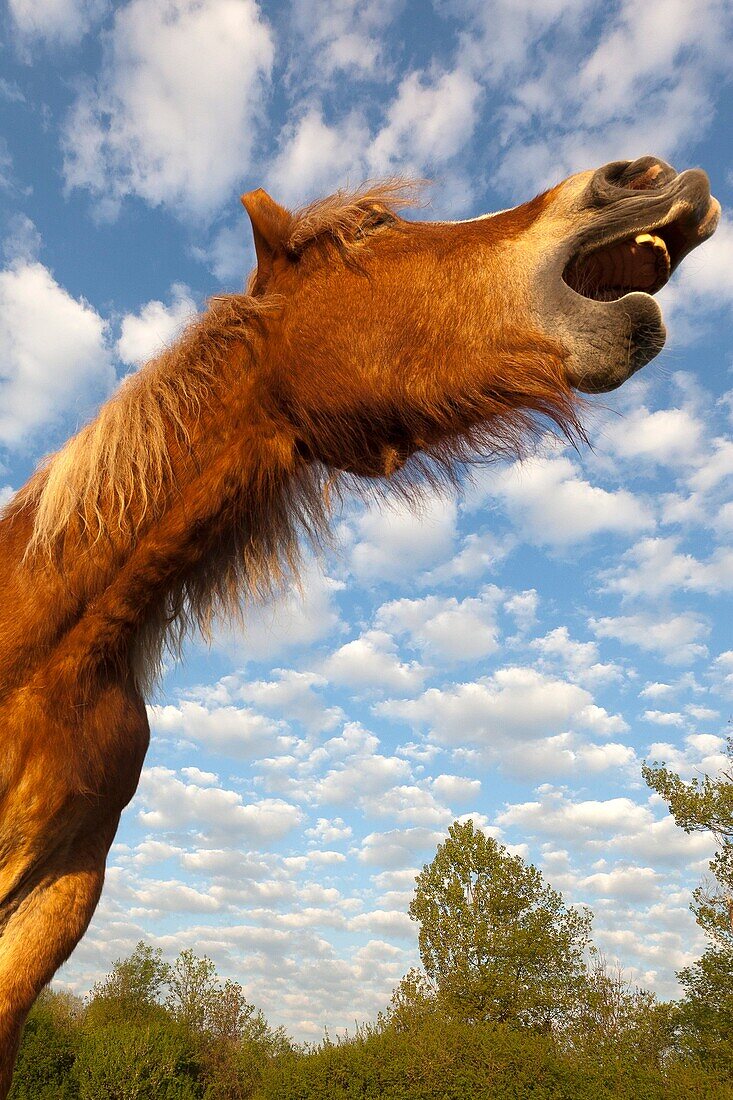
[1,0,732,1038]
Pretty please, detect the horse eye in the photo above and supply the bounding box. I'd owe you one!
[356,207,396,237]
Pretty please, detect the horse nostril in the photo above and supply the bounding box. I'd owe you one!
[615,156,677,191]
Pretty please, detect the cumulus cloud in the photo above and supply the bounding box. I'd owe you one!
[467,454,654,548]
[309,722,412,806]
[349,494,458,583]
[8,0,108,48]
[599,536,733,599]
[0,258,114,448]
[136,767,304,842]
[62,0,274,219]
[116,283,197,367]
[497,790,652,839]
[378,666,625,748]
[217,559,344,662]
[530,626,624,688]
[268,61,480,207]
[149,700,288,760]
[603,405,706,468]
[590,610,709,664]
[322,630,425,694]
[367,67,482,174]
[267,107,370,205]
[483,0,731,197]
[376,586,503,663]
[218,669,344,734]
[286,0,403,84]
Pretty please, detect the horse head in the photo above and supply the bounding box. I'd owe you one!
[240,156,718,479]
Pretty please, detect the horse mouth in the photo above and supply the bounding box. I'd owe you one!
[557,161,720,393]
[564,228,674,301]
[562,203,718,304]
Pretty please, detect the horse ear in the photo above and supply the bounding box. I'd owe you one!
[241,188,292,292]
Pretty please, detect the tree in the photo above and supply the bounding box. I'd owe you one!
[570,954,674,1068]
[86,941,170,1027]
[9,988,81,1100]
[644,735,733,1069]
[74,1018,201,1100]
[643,736,733,948]
[408,819,592,1029]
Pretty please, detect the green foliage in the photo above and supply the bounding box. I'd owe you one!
[9,988,81,1100]
[569,956,675,1069]
[408,819,592,1028]
[643,738,733,948]
[677,945,733,1067]
[85,941,171,1028]
[74,1017,201,1099]
[644,732,733,1077]
[10,802,733,1100]
[256,1015,732,1100]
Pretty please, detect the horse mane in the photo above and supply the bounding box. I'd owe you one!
[285,178,422,256]
[10,293,274,555]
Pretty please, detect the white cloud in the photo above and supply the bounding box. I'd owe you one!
[287,0,402,82]
[710,651,733,698]
[349,494,458,582]
[431,774,481,802]
[643,710,685,727]
[267,107,370,206]
[497,790,652,839]
[268,63,480,207]
[62,0,274,219]
[322,630,425,694]
[503,589,538,633]
[136,767,304,842]
[376,660,620,756]
[579,866,661,903]
[376,586,503,662]
[481,0,731,202]
[603,406,706,468]
[310,722,411,806]
[116,283,197,367]
[645,731,728,782]
[2,215,41,264]
[469,454,653,547]
[218,559,344,662]
[530,626,624,688]
[220,669,344,734]
[150,700,287,760]
[348,908,413,938]
[357,826,445,868]
[590,610,709,664]
[687,436,733,494]
[305,817,353,845]
[367,67,482,174]
[0,259,113,448]
[422,531,513,585]
[600,537,733,599]
[577,0,723,123]
[8,0,108,47]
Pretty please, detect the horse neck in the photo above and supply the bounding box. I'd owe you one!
[0,321,313,694]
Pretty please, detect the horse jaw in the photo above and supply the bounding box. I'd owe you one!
[525,157,720,393]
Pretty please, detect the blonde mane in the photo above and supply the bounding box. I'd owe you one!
[8,294,270,557]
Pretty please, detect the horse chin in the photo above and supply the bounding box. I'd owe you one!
[562,291,667,394]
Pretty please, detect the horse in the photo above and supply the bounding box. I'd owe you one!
[0,154,719,1090]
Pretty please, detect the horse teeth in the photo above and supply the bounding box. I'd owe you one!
[634,233,670,262]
